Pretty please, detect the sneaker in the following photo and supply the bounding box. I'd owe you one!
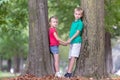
[64,72,72,78]
[55,72,62,77]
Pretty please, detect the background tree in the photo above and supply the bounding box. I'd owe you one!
[23,0,54,77]
[0,0,28,72]
[74,0,108,79]
[105,32,113,74]
[105,0,120,37]
[104,0,120,74]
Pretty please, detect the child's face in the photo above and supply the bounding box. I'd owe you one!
[74,10,83,20]
[50,18,58,27]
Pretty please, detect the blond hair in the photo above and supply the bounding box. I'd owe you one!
[74,7,83,12]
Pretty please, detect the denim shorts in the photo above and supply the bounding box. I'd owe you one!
[50,46,59,54]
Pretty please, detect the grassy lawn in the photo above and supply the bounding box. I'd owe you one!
[0,71,19,79]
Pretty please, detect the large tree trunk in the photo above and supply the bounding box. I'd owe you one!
[23,0,54,77]
[74,0,108,79]
[105,32,113,74]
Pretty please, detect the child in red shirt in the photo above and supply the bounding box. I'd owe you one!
[49,16,67,77]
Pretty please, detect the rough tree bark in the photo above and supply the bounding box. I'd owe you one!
[23,0,54,77]
[74,0,108,79]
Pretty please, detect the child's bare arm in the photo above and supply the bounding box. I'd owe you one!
[53,32,67,46]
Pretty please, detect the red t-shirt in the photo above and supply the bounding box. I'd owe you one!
[49,27,59,46]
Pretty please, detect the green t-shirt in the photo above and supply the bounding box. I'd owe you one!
[69,19,83,44]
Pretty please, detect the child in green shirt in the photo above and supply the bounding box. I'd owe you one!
[64,7,84,78]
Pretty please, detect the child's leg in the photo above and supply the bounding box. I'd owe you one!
[53,54,59,72]
[67,57,76,73]
[67,43,81,73]
[64,44,81,78]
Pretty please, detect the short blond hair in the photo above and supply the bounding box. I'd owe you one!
[74,7,83,13]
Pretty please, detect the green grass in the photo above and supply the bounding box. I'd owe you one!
[0,71,19,78]
[59,45,69,61]
[110,74,120,78]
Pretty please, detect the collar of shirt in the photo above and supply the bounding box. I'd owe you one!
[74,19,81,22]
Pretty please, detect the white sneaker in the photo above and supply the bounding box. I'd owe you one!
[55,72,62,77]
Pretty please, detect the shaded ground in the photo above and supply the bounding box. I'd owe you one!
[2,74,120,80]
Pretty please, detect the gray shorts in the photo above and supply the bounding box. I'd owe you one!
[69,43,81,59]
